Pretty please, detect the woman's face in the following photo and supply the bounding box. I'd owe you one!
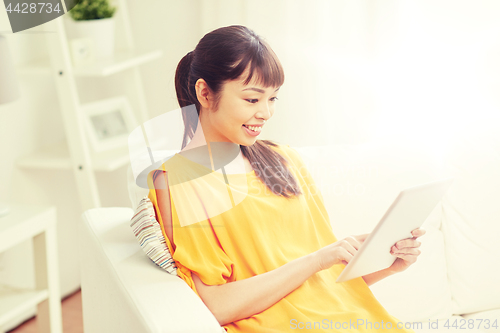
[200,74,280,146]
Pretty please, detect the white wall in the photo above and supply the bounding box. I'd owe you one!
[364,0,500,158]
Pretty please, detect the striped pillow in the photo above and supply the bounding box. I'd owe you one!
[130,196,177,275]
[131,198,231,332]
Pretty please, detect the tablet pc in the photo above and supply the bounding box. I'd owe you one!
[336,178,454,283]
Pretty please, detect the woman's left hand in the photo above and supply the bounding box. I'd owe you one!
[389,228,426,273]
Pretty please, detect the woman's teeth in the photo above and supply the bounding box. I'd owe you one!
[245,125,261,132]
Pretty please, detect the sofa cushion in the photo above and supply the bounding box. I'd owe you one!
[462,308,500,333]
[129,197,177,275]
[440,127,500,314]
[369,226,452,322]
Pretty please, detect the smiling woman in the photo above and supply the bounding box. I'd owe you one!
[195,74,279,145]
[147,25,424,333]
[174,25,300,198]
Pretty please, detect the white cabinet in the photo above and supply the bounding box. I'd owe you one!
[0,205,62,333]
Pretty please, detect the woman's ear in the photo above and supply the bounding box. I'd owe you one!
[195,78,212,109]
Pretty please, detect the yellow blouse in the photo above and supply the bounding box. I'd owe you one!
[148,143,414,333]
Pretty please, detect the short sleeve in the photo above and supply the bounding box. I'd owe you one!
[170,212,234,292]
[147,163,234,297]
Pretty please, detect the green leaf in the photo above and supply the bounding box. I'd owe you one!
[69,0,117,21]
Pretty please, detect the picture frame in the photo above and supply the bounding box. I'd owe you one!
[81,96,137,152]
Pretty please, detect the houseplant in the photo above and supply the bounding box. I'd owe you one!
[67,0,118,58]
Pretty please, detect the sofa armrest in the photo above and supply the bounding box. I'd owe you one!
[80,207,222,333]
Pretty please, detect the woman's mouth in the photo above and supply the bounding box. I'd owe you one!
[242,124,262,136]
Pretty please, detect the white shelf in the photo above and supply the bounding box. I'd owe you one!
[73,49,163,76]
[15,1,154,211]
[16,49,163,77]
[0,286,49,327]
[0,204,61,332]
[17,141,130,172]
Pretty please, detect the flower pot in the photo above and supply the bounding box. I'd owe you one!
[69,17,115,58]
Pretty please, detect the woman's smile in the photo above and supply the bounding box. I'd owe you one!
[196,73,278,146]
[242,124,263,136]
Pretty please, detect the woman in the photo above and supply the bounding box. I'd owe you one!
[148,25,424,332]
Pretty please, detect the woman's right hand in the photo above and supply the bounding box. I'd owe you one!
[312,234,368,271]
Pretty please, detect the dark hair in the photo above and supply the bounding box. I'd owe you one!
[174,25,301,197]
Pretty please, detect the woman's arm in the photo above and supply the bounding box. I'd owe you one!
[192,252,319,326]
[153,170,175,251]
[361,268,395,286]
[154,171,360,326]
[192,238,361,326]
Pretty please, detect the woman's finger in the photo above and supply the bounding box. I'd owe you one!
[340,247,355,264]
[340,236,359,255]
[411,228,426,238]
[393,253,418,265]
[391,247,421,256]
[394,238,421,250]
[353,233,369,244]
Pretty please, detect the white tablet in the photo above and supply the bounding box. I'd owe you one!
[336,178,454,283]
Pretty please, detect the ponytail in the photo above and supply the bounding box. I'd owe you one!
[175,51,198,149]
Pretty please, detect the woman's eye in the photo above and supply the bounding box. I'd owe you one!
[245,97,278,103]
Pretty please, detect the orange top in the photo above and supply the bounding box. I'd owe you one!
[148,143,414,332]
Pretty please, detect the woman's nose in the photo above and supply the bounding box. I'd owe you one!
[257,103,272,120]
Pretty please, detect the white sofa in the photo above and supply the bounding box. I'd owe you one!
[80,130,500,332]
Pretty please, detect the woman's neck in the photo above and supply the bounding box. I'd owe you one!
[181,115,251,174]
[182,119,207,152]
[182,109,217,151]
